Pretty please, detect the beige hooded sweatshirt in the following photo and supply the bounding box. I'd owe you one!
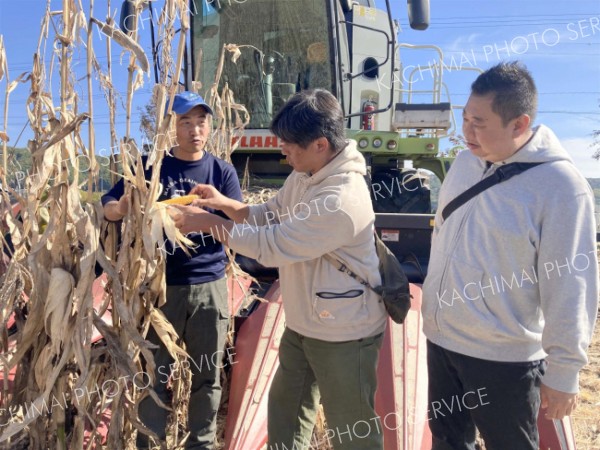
[228,140,387,341]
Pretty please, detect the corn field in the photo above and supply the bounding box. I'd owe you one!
[0,1,251,448]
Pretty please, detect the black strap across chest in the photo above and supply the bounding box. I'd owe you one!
[441,162,543,221]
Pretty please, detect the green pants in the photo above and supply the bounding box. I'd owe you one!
[137,278,229,449]
[268,327,384,450]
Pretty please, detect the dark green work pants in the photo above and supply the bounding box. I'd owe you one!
[268,327,384,450]
[137,278,229,449]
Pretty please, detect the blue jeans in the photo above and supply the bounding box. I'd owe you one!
[137,278,229,449]
[427,340,545,450]
[268,327,384,450]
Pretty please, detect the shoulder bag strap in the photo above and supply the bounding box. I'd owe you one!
[441,162,543,221]
[322,253,376,292]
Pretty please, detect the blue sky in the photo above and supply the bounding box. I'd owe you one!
[1,0,599,177]
[393,0,600,177]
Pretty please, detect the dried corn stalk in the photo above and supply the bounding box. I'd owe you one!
[0,1,192,449]
[0,0,265,447]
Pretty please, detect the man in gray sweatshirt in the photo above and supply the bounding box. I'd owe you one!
[422,61,598,449]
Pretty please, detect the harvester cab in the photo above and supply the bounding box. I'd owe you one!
[186,0,453,197]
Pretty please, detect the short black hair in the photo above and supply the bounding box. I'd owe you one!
[471,61,538,126]
[270,89,347,152]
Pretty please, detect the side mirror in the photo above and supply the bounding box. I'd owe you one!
[119,0,136,34]
[407,0,430,31]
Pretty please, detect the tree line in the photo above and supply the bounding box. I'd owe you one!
[1,146,118,196]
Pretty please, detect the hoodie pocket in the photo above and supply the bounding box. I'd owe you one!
[312,287,368,326]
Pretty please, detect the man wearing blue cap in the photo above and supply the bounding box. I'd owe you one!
[102,91,243,449]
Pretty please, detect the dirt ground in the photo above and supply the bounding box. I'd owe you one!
[572,310,600,450]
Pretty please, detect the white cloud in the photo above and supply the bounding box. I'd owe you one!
[444,33,483,53]
[560,137,600,178]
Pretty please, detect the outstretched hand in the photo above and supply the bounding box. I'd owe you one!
[189,184,228,210]
[540,383,577,420]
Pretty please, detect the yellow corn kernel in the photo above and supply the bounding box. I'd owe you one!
[161,195,199,205]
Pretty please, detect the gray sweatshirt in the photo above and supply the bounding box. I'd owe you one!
[422,125,598,393]
[228,140,387,341]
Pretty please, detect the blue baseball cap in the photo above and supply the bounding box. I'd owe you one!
[167,91,214,116]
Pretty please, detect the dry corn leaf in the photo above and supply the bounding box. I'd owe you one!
[132,67,145,92]
[75,9,87,42]
[149,308,189,360]
[90,17,149,73]
[28,142,60,195]
[225,43,242,64]
[0,35,6,81]
[34,345,54,392]
[1,339,74,440]
[134,0,151,9]
[44,268,75,355]
[7,72,29,94]
[40,112,90,153]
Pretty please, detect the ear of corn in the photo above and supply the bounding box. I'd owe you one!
[160,194,200,205]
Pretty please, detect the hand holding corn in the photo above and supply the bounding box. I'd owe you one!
[189,184,229,210]
[170,204,226,236]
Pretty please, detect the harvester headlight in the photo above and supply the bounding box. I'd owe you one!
[358,138,369,149]
[426,143,436,151]
[373,138,382,148]
[387,140,397,150]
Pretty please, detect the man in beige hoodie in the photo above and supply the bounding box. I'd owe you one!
[173,89,387,449]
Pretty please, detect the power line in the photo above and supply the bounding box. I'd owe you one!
[420,16,599,25]
[538,110,600,114]
[398,14,600,29]
[423,14,600,20]
[404,23,600,30]
[398,13,600,22]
